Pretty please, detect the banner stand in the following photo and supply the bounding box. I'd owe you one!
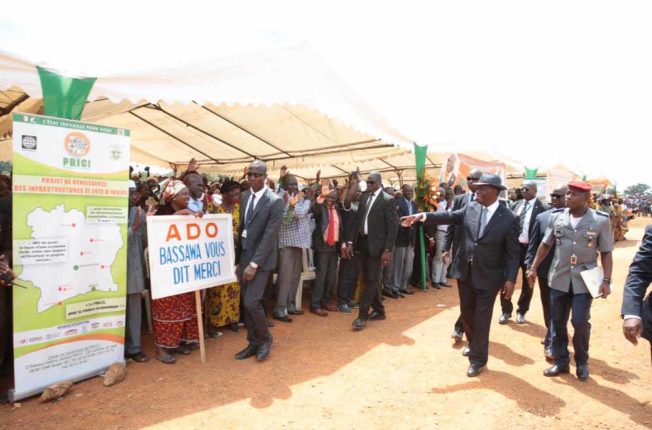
[195,290,206,364]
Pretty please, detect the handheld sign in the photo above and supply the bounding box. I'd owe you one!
[147,214,236,299]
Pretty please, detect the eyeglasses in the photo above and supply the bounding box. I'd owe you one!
[521,187,530,191]
[466,177,479,181]
[550,194,563,199]
[366,180,376,185]
[246,172,264,178]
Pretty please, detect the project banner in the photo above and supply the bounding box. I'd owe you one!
[11,113,129,401]
[147,214,237,300]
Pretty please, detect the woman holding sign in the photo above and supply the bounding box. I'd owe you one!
[151,180,203,364]
[206,180,241,337]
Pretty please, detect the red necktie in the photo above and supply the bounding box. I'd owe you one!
[326,207,336,246]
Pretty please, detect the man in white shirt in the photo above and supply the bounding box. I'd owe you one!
[500,182,549,325]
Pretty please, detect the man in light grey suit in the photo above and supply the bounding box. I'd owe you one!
[235,160,285,362]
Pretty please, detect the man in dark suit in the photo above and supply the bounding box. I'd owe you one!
[500,181,549,324]
[524,185,567,361]
[402,173,520,377]
[349,172,398,331]
[311,189,343,313]
[444,169,483,343]
[390,184,418,296]
[235,160,285,361]
[621,224,652,363]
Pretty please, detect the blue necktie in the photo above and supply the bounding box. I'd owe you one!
[242,194,256,250]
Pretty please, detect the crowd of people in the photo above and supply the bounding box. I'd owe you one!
[0,161,651,395]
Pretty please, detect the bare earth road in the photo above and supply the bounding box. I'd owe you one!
[2,218,651,430]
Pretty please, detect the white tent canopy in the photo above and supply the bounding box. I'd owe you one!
[0,44,418,178]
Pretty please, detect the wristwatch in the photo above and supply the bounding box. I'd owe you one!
[602,278,611,284]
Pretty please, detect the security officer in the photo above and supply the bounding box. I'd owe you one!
[527,181,613,381]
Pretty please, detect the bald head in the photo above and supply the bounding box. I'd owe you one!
[247,160,268,192]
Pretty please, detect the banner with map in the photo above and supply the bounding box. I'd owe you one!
[11,113,129,401]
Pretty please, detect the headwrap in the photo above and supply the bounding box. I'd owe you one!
[162,179,187,203]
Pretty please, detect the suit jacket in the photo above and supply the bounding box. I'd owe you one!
[395,197,418,247]
[424,201,520,289]
[512,198,549,241]
[524,209,555,277]
[621,224,652,341]
[235,187,285,271]
[444,192,472,279]
[312,202,343,253]
[351,190,398,257]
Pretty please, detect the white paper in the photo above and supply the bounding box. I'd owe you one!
[580,266,604,298]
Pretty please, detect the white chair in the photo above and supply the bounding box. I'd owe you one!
[295,248,316,311]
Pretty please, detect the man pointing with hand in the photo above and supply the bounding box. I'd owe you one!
[402,173,520,377]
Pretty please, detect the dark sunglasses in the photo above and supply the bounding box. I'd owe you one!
[466,177,479,181]
[366,180,377,184]
[246,172,264,178]
[550,193,563,199]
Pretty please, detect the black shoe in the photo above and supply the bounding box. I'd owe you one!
[235,343,259,360]
[431,282,441,290]
[272,313,293,323]
[452,328,463,342]
[125,351,150,363]
[467,363,485,377]
[256,336,272,362]
[369,311,386,321]
[400,288,415,295]
[462,346,471,357]
[382,289,399,299]
[439,282,453,288]
[348,301,360,309]
[398,292,406,298]
[576,363,590,381]
[543,364,570,377]
[498,313,511,324]
[352,318,366,331]
[288,309,305,315]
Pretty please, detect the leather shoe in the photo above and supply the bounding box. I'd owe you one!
[369,311,386,321]
[431,282,441,290]
[462,346,471,357]
[256,336,272,362]
[288,309,305,315]
[325,303,339,312]
[576,363,590,381]
[498,313,511,324]
[235,343,259,360]
[452,328,463,342]
[272,313,292,323]
[543,364,570,377]
[338,304,353,314]
[310,308,328,317]
[439,282,453,288]
[467,363,485,377]
[515,312,526,324]
[125,351,150,363]
[382,289,399,299]
[400,288,415,295]
[352,318,366,331]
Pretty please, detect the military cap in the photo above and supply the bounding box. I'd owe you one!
[568,181,592,192]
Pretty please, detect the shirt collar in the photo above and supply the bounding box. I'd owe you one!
[484,199,500,214]
[526,197,537,206]
[251,186,267,200]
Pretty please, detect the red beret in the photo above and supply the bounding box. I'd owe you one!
[568,181,592,192]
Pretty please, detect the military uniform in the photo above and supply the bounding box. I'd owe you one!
[542,204,613,368]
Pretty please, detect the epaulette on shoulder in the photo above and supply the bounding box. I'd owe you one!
[595,210,609,217]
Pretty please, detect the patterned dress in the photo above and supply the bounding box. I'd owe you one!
[206,204,241,328]
[151,204,199,349]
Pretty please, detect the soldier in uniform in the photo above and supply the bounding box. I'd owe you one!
[527,181,613,381]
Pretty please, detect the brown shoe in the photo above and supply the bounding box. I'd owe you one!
[325,303,338,312]
[310,308,328,317]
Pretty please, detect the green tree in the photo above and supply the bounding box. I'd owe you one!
[624,183,650,195]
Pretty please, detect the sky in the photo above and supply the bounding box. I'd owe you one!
[1,0,651,189]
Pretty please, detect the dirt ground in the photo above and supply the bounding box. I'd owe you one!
[1,217,651,430]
